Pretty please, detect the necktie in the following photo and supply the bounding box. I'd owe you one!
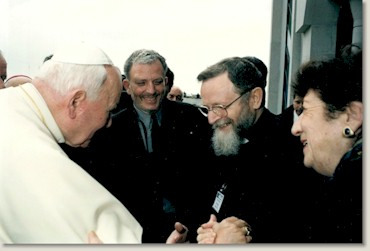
[151,114,160,152]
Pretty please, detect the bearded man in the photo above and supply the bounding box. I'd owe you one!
[193,56,306,243]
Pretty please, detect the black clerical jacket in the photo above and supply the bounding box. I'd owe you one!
[77,99,212,243]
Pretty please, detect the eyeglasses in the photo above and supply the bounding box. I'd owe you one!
[198,91,249,117]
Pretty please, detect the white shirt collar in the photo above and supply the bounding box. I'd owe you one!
[19,83,65,143]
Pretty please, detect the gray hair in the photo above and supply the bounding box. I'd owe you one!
[34,60,107,100]
[123,49,167,80]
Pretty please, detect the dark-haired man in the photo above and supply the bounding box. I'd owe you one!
[194,56,307,243]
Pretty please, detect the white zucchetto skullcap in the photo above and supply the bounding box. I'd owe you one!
[51,41,113,65]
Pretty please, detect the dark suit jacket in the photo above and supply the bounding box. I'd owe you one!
[71,98,212,243]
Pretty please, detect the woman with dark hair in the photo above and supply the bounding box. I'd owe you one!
[291,49,362,242]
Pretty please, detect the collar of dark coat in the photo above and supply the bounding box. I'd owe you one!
[240,108,280,142]
[332,138,363,181]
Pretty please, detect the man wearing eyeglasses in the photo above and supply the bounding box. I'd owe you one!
[194,56,306,243]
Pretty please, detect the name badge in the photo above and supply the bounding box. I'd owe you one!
[212,191,224,213]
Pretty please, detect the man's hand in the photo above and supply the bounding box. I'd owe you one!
[197,214,218,244]
[166,222,189,243]
[213,216,252,244]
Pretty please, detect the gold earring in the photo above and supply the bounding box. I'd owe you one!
[343,127,354,138]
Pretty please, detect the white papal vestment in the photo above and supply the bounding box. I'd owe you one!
[0,83,142,243]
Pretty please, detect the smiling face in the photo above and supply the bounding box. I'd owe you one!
[123,59,167,113]
[200,72,256,156]
[291,90,352,176]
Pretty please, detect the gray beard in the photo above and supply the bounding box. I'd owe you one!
[212,125,241,156]
[211,105,256,156]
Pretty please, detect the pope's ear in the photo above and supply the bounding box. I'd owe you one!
[347,101,363,132]
[68,90,87,119]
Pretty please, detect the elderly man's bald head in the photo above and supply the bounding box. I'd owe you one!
[167,86,184,102]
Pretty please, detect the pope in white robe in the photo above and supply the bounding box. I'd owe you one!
[0,42,142,244]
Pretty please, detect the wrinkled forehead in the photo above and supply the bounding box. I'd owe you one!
[201,73,235,94]
[130,60,166,79]
[303,90,322,106]
[201,73,237,104]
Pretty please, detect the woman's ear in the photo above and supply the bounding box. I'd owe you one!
[346,101,363,132]
[249,87,263,109]
[68,90,87,119]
